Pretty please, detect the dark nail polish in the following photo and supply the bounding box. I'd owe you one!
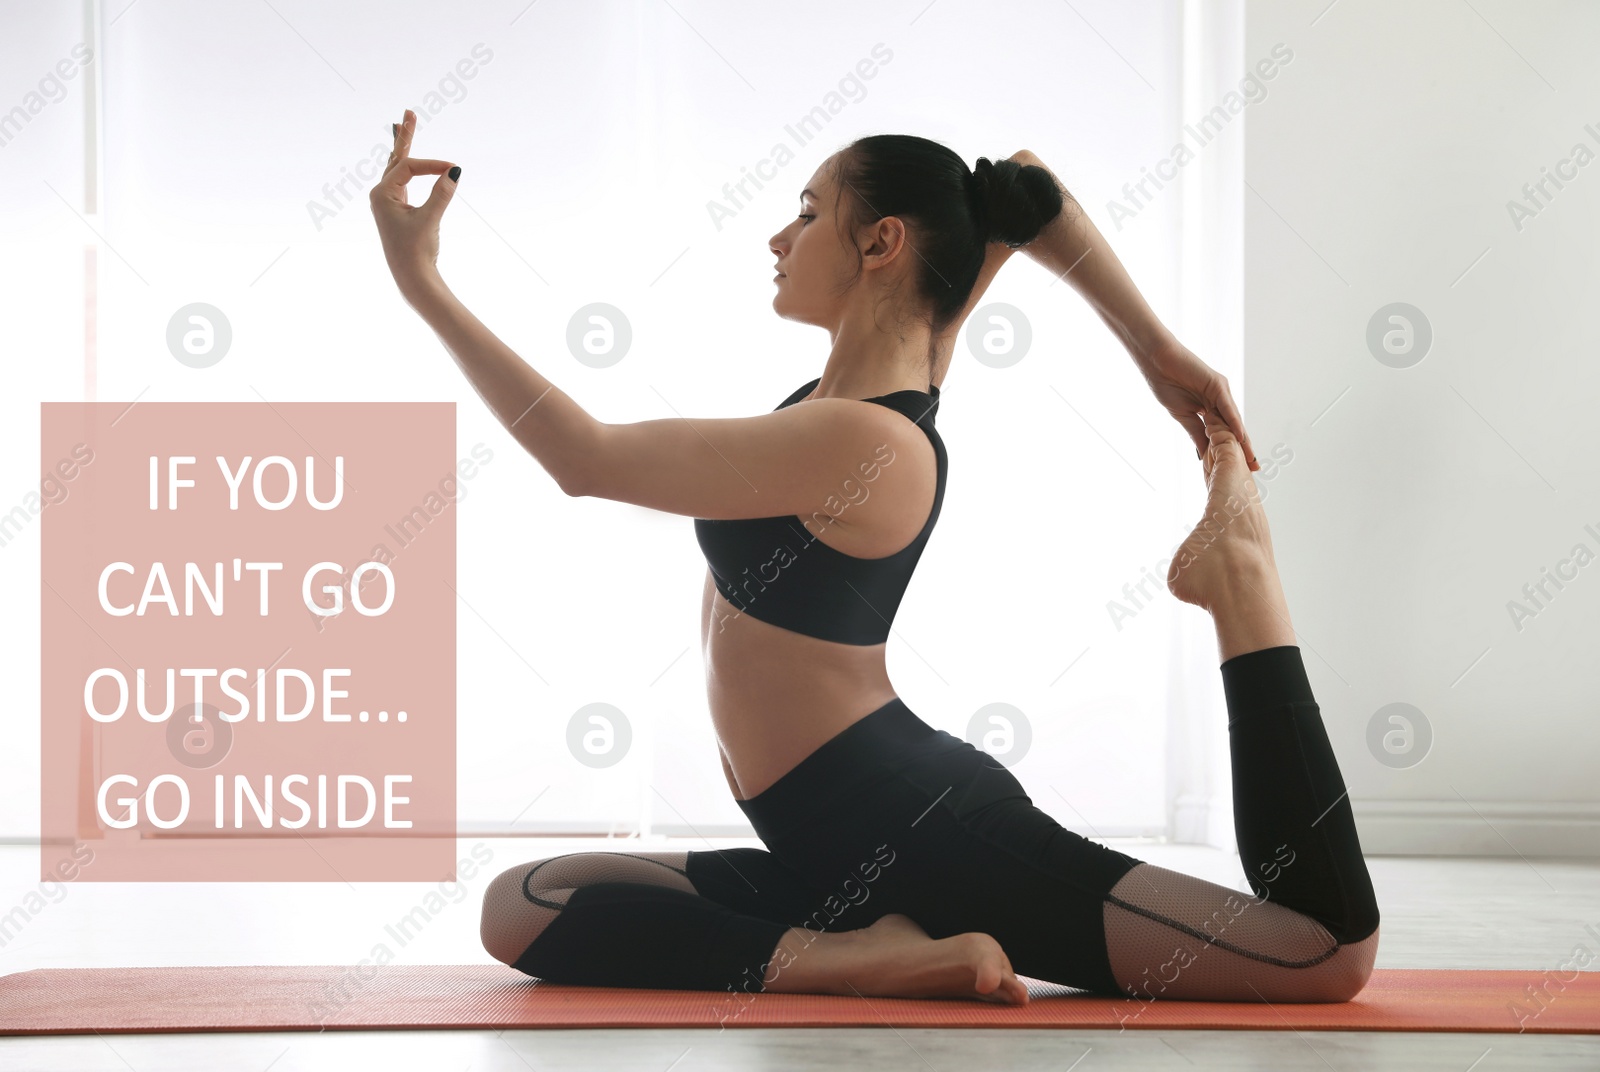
[391,123,397,137]
[448,166,461,183]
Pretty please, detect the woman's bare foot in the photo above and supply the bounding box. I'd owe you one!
[1167,412,1297,661]
[762,912,1029,1005]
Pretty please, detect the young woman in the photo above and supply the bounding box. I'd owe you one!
[372,110,1380,1006]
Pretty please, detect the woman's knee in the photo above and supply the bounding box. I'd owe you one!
[1244,924,1380,1003]
[480,859,563,966]
[479,852,698,966]
[1308,925,1380,1002]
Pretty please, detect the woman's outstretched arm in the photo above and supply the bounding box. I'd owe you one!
[370,109,935,523]
[395,261,930,521]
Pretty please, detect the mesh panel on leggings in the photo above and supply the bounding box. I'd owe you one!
[1103,863,1380,1003]
[479,851,694,966]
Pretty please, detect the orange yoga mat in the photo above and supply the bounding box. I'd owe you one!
[0,966,1595,1036]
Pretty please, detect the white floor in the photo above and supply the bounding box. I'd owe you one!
[2,838,1597,1070]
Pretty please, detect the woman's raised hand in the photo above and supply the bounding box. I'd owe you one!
[370,108,460,299]
[1138,341,1260,471]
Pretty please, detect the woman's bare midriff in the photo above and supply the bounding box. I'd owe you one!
[703,375,946,800]
[701,566,899,801]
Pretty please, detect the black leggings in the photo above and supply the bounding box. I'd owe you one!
[482,645,1381,1001]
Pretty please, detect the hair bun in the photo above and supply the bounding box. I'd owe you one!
[969,155,1064,248]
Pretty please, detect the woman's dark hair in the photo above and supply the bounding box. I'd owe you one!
[828,133,1070,337]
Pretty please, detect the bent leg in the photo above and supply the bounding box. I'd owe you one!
[1101,412,1380,1002]
[1103,645,1380,1002]
[480,848,817,992]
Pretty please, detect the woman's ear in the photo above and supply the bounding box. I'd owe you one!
[860,216,909,267]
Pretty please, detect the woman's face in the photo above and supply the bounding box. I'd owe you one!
[768,154,869,328]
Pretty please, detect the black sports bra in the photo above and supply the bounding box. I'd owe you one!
[692,376,948,646]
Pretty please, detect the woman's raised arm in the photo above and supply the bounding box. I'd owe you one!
[1008,150,1258,469]
[1008,150,1177,363]
[368,110,595,493]
[372,109,940,522]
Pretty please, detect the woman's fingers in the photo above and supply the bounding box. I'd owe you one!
[387,156,454,176]
[381,111,421,201]
[377,157,455,192]
[391,108,415,156]
[385,109,418,176]
[372,156,454,215]
[1210,387,1258,470]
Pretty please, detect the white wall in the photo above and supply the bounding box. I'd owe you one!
[1244,0,1600,855]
